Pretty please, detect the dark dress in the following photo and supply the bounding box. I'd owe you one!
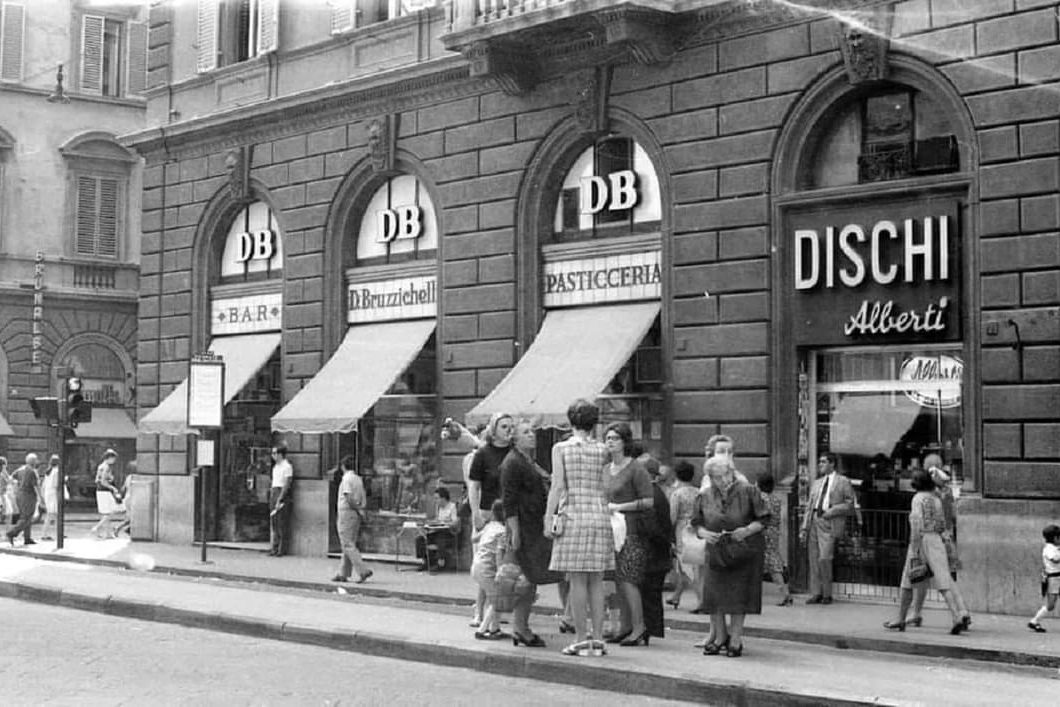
[641,482,673,638]
[607,459,654,585]
[469,444,509,511]
[501,448,561,586]
[691,478,770,614]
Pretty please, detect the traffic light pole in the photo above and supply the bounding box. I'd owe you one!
[55,423,67,550]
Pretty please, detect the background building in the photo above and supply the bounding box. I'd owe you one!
[125,0,1058,614]
[0,0,145,506]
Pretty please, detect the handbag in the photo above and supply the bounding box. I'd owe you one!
[550,509,566,537]
[611,511,627,553]
[678,523,707,567]
[908,555,933,583]
[706,532,756,570]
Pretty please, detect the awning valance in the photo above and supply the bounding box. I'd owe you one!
[0,412,13,436]
[138,333,281,435]
[466,301,660,428]
[271,318,435,434]
[72,407,138,439]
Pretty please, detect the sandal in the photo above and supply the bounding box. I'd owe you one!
[561,640,592,656]
[474,628,508,640]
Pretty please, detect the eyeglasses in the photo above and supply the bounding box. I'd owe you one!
[604,435,622,441]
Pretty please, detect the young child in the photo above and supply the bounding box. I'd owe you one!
[1028,524,1060,632]
[758,476,792,606]
[470,499,508,640]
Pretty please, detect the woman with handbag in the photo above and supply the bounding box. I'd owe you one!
[883,468,968,634]
[500,419,562,648]
[603,422,655,647]
[692,455,769,658]
[545,399,613,657]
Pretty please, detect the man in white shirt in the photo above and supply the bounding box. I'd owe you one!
[799,452,855,604]
[268,444,294,557]
[332,455,372,583]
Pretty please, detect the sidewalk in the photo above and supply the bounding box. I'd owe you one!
[2,531,1058,671]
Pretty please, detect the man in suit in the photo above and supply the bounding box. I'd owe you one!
[799,452,855,604]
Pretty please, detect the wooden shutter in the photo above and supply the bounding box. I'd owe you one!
[75,176,120,258]
[196,0,218,73]
[0,2,25,82]
[125,20,148,95]
[330,1,354,33]
[76,176,99,256]
[80,14,105,94]
[257,0,278,54]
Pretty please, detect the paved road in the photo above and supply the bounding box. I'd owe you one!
[1,598,693,707]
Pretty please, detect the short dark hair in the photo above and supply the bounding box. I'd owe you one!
[674,461,695,483]
[1044,524,1060,544]
[567,398,599,431]
[341,455,356,471]
[819,452,838,466]
[757,476,776,494]
[910,468,935,492]
[272,443,288,457]
[490,498,505,523]
[604,422,635,457]
[435,487,451,501]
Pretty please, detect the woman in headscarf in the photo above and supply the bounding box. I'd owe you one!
[468,413,514,531]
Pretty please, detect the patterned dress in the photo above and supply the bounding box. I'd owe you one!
[761,490,785,576]
[549,436,615,573]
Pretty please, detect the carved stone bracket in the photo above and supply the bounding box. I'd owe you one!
[571,66,612,136]
[224,146,252,202]
[460,40,537,96]
[595,7,674,66]
[367,114,397,174]
[838,4,895,85]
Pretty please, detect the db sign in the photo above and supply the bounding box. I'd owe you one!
[579,170,639,214]
[376,206,423,243]
[234,230,276,262]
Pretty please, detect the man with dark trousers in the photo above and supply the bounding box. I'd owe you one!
[800,452,855,604]
[268,444,294,557]
[6,453,42,546]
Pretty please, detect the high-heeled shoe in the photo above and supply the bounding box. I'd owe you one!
[882,620,906,632]
[604,628,633,644]
[665,598,680,609]
[703,636,729,656]
[961,614,972,630]
[905,616,923,628]
[512,631,546,647]
[777,596,793,606]
[949,620,965,635]
[620,629,650,647]
[725,641,743,658]
[558,620,576,634]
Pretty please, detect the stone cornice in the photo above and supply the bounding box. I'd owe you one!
[679,0,892,48]
[122,57,475,161]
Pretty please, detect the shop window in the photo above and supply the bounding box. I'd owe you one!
[197,0,278,73]
[340,334,437,514]
[330,0,437,33]
[597,318,664,458]
[552,136,661,243]
[808,87,958,189]
[355,175,438,266]
[78,14,148,97]
[58,342,131,407]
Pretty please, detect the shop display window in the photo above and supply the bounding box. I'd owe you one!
[809,345,966,497]
[342,334,437,515]
[596,318,664,457]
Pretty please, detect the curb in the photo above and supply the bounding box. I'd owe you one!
[3,546,1056,670]
[0,577,885,707]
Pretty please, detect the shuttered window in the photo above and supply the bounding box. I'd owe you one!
[0,1,25,82]
[81,14,145,97]
[330,1,354,33]
[196,0,219,73]
[80,14,105,93]
[257,0,278,53]
[126,21,147,95]
[75,176,120,259]
[198,0,277,72]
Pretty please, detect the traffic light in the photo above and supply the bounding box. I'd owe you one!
[66,376,92,426]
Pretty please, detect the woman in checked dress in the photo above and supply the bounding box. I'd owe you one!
[545,399,614,657]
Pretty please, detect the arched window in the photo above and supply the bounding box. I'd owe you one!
[60,132,138,261]
[802,85,958,190]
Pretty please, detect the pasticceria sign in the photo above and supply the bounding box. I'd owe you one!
[789,199,961,346]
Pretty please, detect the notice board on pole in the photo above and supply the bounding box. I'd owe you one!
[187,352,225,430]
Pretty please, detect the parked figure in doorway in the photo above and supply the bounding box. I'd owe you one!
[640,456,673,640]
[0,457,15,530]
[546,399,614,657]
[693,455,769,658]
[799,452,855,605]
[268,444,294,557]
[415,487,460,572]
[91,449,122,540]
[907,456,970,628]
[758,476,792,606]
[1028,524,1060,633]
[6,453,42,546]
[332,455,373,584]
[667,461,701,610]
[501,419,561,647]
[40,455,63,541]
[884,469,969,634]
[603,422,655,648]
[471,500,509,640]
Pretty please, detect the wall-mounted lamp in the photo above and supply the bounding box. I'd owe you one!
[46,63,71,104]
